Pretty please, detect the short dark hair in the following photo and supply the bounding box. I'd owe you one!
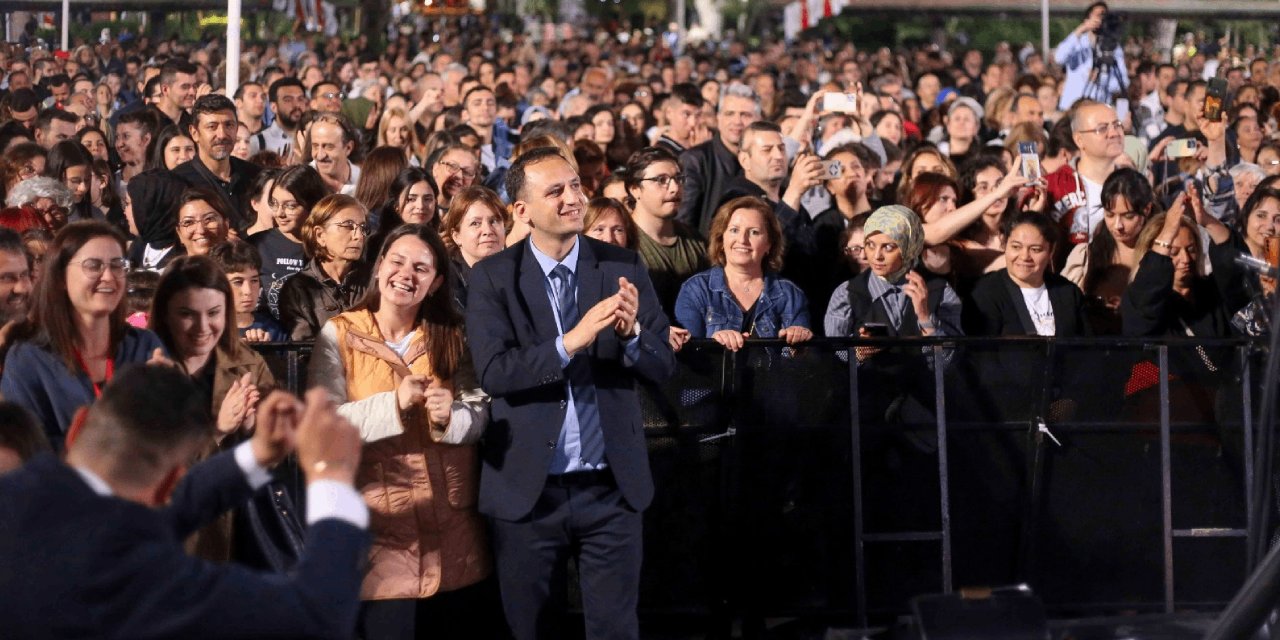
[0,401,48,462]
[309,79,341,98]
[462,85,495,106]
[506,146,568,203]
[622,146,681,205]
[34,108,78,133]
[268,77,306,105]
[75,364,214,486]
[190,94,236,127]
[211,239,263,273]
[158,59,197,87]
[42,73,70,90]
[232,81,263,100]
[668,82,705,108]
[2,88,39,114]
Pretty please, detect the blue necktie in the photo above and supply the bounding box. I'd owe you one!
[549,265,606,468]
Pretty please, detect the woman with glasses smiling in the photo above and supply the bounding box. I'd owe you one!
[277,194,372,341]
[172,187,232,259]
[1,221,168,451]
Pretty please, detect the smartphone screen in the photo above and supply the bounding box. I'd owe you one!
[1017,141,1041,183]
[1204,78,1228,122]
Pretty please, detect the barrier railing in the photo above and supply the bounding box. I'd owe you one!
[252,336,1267,626]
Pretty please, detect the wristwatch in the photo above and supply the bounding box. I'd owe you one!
[918,316,936,331]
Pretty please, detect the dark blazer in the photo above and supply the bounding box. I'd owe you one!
[0,450,369,639]
[677,133,742,238]
[963,270,1091,337]
[465,236,676,521]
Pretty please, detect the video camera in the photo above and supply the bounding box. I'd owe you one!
[1094,12,1124,66]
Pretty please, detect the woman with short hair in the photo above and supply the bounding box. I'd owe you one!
[277,194,371,341]
[675,196,812,352]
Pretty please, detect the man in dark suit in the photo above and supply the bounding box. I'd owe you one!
[466,147,676,640]
[172,94,262,234]
[0,365,370,639]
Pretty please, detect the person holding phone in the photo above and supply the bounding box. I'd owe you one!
[824,204,962,339]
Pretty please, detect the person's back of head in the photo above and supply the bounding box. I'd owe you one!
[67,364,212,499]
[0,401,48,474]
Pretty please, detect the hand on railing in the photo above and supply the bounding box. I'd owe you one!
[712,330,749,352]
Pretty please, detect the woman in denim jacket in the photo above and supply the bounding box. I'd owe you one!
[675,196,813,351]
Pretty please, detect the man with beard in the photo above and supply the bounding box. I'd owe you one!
[0,228,32,379]
[678,84,760,238]
[258,77,308,158]
[624,147,709,325]
[172,95,263,233]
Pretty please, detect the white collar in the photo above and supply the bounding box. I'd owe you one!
[71,465,114,497]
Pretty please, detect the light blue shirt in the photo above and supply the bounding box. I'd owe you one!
[529,236,642,474]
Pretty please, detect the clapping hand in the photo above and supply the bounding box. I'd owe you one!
[217,372,261,435]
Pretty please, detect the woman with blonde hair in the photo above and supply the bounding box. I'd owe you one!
[378,106,423,166]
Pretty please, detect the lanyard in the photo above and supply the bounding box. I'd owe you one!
[72,348,114,398]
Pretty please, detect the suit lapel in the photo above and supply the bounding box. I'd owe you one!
[518,242,561,342]
[1002,272,1038,335]
[1047,280,1074,336]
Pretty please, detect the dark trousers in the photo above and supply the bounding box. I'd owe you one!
[358,577,507,640]
[490,472,643,640]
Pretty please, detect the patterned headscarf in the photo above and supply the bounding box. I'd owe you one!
[863,204,924,283]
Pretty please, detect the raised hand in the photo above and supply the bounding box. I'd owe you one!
[902,271,932,321]
[252,390,303,468]
[564,296,622,356]
[613,277,639,338]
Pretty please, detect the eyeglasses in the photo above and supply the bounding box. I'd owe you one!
[640,173,686,188]
[317,91,344,100]
[438,160,478,180]
[329,220,371,236]
[179,214,224,229]
[71,257,128,277]
[27,203,67,218]
[843,245,864,256]
[1082,121,1124,136]
[271,200,305,214]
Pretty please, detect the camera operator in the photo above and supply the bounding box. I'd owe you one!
[1054,1,1128,111]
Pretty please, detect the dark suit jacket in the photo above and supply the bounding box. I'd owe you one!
[677,134,742,238]
[465,236,676,521]
[0,451,369,639]
[963,270,1090,337]
[171,156,263,234]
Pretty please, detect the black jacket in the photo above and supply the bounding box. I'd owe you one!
[277,260,371,342]
[171,156,263,234]
[677,133,742,238]
[963,270,1090,337]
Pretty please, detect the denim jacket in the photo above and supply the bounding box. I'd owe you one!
[674,266,811,338]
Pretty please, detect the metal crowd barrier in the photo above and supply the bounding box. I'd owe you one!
[252,336,1267,626]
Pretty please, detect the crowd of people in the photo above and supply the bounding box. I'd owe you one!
[0,0,1275,637]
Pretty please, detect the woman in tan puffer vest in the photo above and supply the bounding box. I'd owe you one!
[309,222,501,639]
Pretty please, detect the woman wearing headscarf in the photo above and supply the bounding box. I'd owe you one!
[124,170,187,271]
[823,204,962,339]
